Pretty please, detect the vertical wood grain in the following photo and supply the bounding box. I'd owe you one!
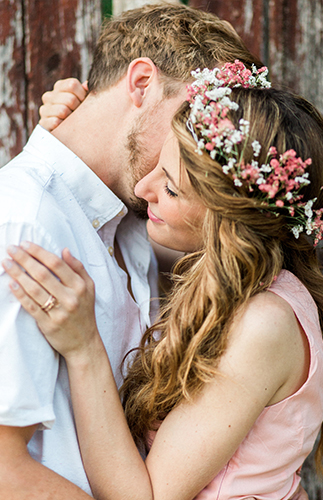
[189,0,265,65]
[0,0,101,166]
[0,0,26,166]
[24,0,101,133]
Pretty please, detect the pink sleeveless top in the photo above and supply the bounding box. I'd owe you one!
[147,271,323,499]
[194,270,323,499]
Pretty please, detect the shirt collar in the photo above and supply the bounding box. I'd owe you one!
[23,125,127,230]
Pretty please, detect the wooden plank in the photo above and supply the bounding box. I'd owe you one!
[189,0,265,64]
[0,1,26,166]
[268,0,323,113]
[24,0,101,132]
[113,0,164,15]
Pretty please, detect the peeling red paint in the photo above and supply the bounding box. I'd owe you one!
[0,1,26,165]
[189,0,264,65]
[0,0,101,166]
[189,0,323,119]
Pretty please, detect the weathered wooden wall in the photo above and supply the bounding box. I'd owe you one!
[190,0,323,115]
[0,0,25,167]
[0,0,101,167]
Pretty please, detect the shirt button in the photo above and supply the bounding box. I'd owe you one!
[92,219,100,228]
[108,246,114,256]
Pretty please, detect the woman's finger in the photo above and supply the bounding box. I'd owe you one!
[7,243,84,292]
[38,115,63,132]
[8,280,51,325]
[2,258,55,307]
[61,248,95,292]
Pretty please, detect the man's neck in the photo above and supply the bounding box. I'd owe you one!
[51,85,131,197]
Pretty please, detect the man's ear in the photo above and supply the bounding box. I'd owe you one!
[127,58,158,108]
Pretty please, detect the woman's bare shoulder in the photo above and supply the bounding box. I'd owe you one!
[230,289,299,347]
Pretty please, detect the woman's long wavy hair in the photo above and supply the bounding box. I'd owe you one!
[121,88,323,468]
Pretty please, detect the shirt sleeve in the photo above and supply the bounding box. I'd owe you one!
[0,221,61,429]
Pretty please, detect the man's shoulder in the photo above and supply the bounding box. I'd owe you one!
[1,149,53,189]
[0,151,61,226]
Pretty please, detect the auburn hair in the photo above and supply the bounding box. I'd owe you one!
[121,88,323,470]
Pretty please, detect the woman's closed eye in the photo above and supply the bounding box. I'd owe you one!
[164,183,178,198]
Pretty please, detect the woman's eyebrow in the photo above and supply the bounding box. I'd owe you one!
[162,167,179,190]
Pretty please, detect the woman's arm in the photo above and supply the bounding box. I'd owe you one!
[3,243,308,500]
[39,79,88,131]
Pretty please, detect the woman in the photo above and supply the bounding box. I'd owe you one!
[3,62,323,499]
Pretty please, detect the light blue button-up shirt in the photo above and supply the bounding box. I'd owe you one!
[0,125,158,495]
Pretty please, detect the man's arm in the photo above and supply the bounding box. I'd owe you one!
[0,425,93,499]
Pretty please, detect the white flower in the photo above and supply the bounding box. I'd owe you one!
[234,178,243,187]
[260,163,272,173]
[256,176,266,185]
[222,165,231,174]
[205,87,231,101]
[214,136,223,148]
[294,176,311,185]
[227,157,236,168]
[248,76,256,87]
[210,150,217,160]
[191,68,222,88]
[239,119,250,135]
[286,191,293,201]
[219,95,239,110]
[229,130,243,144]
[304,200,314,218]
[224,139,234,153]
[190,95,204,122]
[252,140,261,157]
[251,160,259,169]
[291,225,303,239]
[306,218,314,235]
[197,139,205,150]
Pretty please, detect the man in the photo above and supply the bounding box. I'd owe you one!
[0,3,263,498]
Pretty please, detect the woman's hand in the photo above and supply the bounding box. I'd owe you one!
[2,242,99,360]
[39,78,88,131]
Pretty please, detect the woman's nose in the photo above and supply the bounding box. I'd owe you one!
[134,168,159,203]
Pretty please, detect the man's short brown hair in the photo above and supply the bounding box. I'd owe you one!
[88,3,263,96]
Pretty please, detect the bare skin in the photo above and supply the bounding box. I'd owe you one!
[0,425,93,499]
[39,79,88,131]
[2,242,310,500]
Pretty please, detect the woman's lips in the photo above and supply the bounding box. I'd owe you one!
[147,206,164,223]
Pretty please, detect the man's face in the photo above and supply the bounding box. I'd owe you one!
[124,88,187,218]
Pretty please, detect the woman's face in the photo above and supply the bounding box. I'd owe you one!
[134,132,206,252]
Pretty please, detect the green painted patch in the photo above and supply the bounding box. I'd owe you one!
[102,0,112,18]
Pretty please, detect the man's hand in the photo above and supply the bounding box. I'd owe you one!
[39,78,88,131]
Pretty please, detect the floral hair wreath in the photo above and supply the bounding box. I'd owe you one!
[186,60,323,246]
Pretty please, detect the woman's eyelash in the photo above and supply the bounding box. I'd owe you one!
[164,183,178,198]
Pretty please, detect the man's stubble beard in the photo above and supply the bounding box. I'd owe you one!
[126,126,149,219]
[125,107,162,220]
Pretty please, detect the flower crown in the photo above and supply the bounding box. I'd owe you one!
[186,60,323,246]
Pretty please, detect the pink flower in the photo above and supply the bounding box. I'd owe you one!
[270,159,280,170]
[275,200,284,207]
